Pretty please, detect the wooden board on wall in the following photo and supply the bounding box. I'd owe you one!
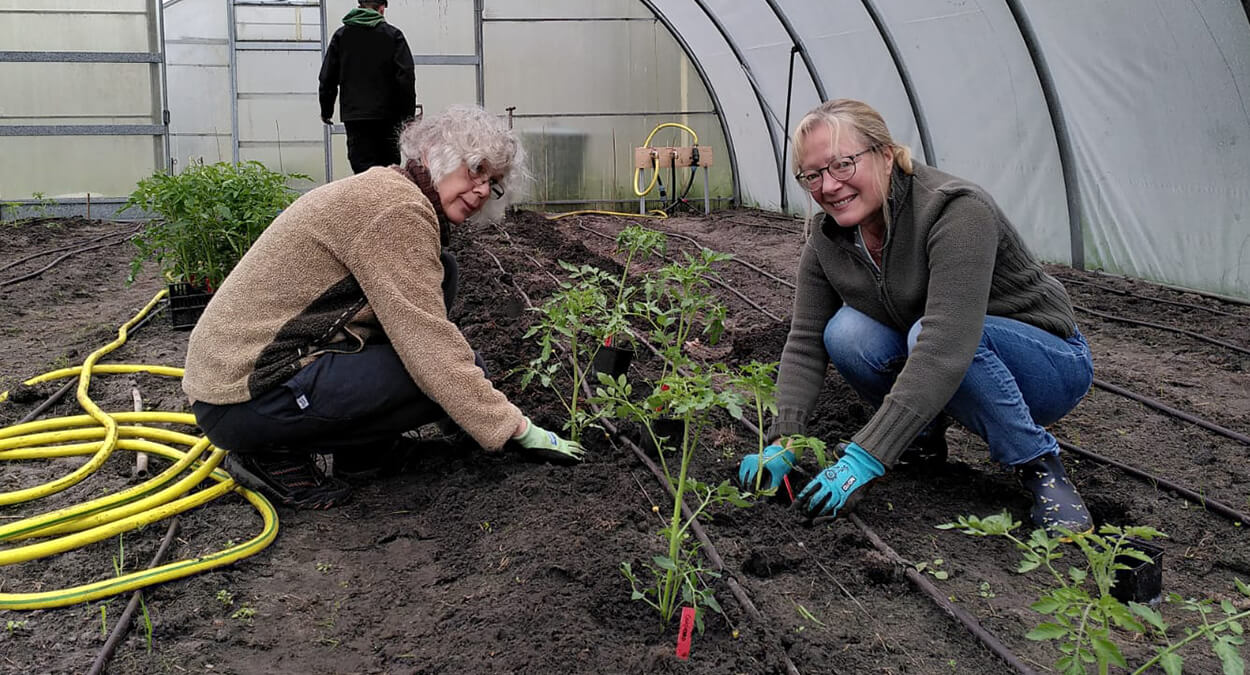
[633,146,714,169]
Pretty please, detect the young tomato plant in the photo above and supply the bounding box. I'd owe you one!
[634,247,730,380]
[519,262,619,442]
[123,160,309,289]
[935,512,1250,675]
[601,225,667,352]
[596,366,749,632]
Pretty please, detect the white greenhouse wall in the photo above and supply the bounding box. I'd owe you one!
[0,0,166,204]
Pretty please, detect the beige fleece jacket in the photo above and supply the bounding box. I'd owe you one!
[182,166,523,450]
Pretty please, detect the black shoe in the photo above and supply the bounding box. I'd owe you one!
[1017,453,1092,535]
[332,439,414,485]
[224,451,352,509]
[896,416,950,469]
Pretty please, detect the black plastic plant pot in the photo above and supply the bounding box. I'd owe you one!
[1111,538,1164,605]
[641,417,686,457]
[591,345,635,379]
[168,282,213,331]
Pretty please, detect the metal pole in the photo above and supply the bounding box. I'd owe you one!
[320,0,332,182]
[155,0,171,172]
[227,0,240,164]
[1004,0,1084,270]
[779,45,798,213]
[473,0,485,105]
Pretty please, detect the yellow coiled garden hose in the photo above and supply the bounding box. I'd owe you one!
[0,288,278,610]
[632,122,699,199]
[546,123,701,223]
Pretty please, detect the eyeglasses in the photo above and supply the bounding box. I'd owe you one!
[468,164,505,199]
[795,147,876,190]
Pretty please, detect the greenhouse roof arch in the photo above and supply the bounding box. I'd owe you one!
[643,0,1250,299]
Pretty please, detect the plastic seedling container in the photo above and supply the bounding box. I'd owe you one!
[591,345,635,378]
[1111,537,1164,605]
[168,282,213,331]
[641,417,686,457]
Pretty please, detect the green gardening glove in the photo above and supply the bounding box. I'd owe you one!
[512,417,585,464]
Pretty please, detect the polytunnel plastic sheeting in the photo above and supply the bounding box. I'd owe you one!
[1023,0,1250,299]
[645,0,780,210]
[694,0,822,213]
[865,0,1070,264]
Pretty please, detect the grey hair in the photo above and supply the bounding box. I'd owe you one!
[398,105,529,222]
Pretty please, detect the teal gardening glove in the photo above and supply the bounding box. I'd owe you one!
[737,443,795,492]
[796,442,884,518]
[513,416,585,464]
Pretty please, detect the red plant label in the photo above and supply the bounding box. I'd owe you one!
[676,606,695,659]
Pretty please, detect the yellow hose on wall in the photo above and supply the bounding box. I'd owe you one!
[0,289,278,610]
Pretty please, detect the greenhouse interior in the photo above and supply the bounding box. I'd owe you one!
[2,1,1250,673]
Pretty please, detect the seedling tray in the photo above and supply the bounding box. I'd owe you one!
[167,282,213,331]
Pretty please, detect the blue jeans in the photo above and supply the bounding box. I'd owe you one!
[823,306,1093,466]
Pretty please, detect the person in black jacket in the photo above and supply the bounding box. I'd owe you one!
[319,0,416,174]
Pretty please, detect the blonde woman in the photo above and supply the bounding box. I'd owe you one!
[185,105,582,510]
[739,99,1093,534]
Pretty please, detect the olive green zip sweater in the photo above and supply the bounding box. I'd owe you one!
[183,166,523,451]
[767,163,1077,466]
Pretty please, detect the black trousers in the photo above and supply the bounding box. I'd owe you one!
[193,251,474,454]
[344,118,403,174]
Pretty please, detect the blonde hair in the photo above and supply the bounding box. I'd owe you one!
[398,104,529,221]
[791,99,913,229]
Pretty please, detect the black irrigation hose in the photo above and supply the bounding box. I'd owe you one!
[1058,440,1250,525]
[1087,269,1250,308]
[849,514,1039,675]
[1059,277,1244,318]
[572,223,784,322]
[1092,378,1250,447]
[1073,304,1250,357]
[87,519,181,675]
[482,244,803,675]
[0,230,139,288]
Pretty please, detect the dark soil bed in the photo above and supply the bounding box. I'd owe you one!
[1,211,1248,674]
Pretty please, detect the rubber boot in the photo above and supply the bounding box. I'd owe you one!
[1017,453,1093,535]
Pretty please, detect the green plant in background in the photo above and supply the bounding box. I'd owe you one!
[519,262,620,442]
[634,247,730,380]
[123,160,309,289]
[939,512,1250,674]
[596,366,749,632]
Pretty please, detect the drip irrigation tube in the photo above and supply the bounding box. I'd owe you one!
[0,229,139,288]
[1073,304,1250,357]
[87,518,180,675]
[1060,277,1244,318]
[1092,378,1250,446]
[1058,440,1249,525]
[849,514,1039,675]
[0,224,140,275]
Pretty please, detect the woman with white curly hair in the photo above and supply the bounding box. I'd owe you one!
[183,105,583,510]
